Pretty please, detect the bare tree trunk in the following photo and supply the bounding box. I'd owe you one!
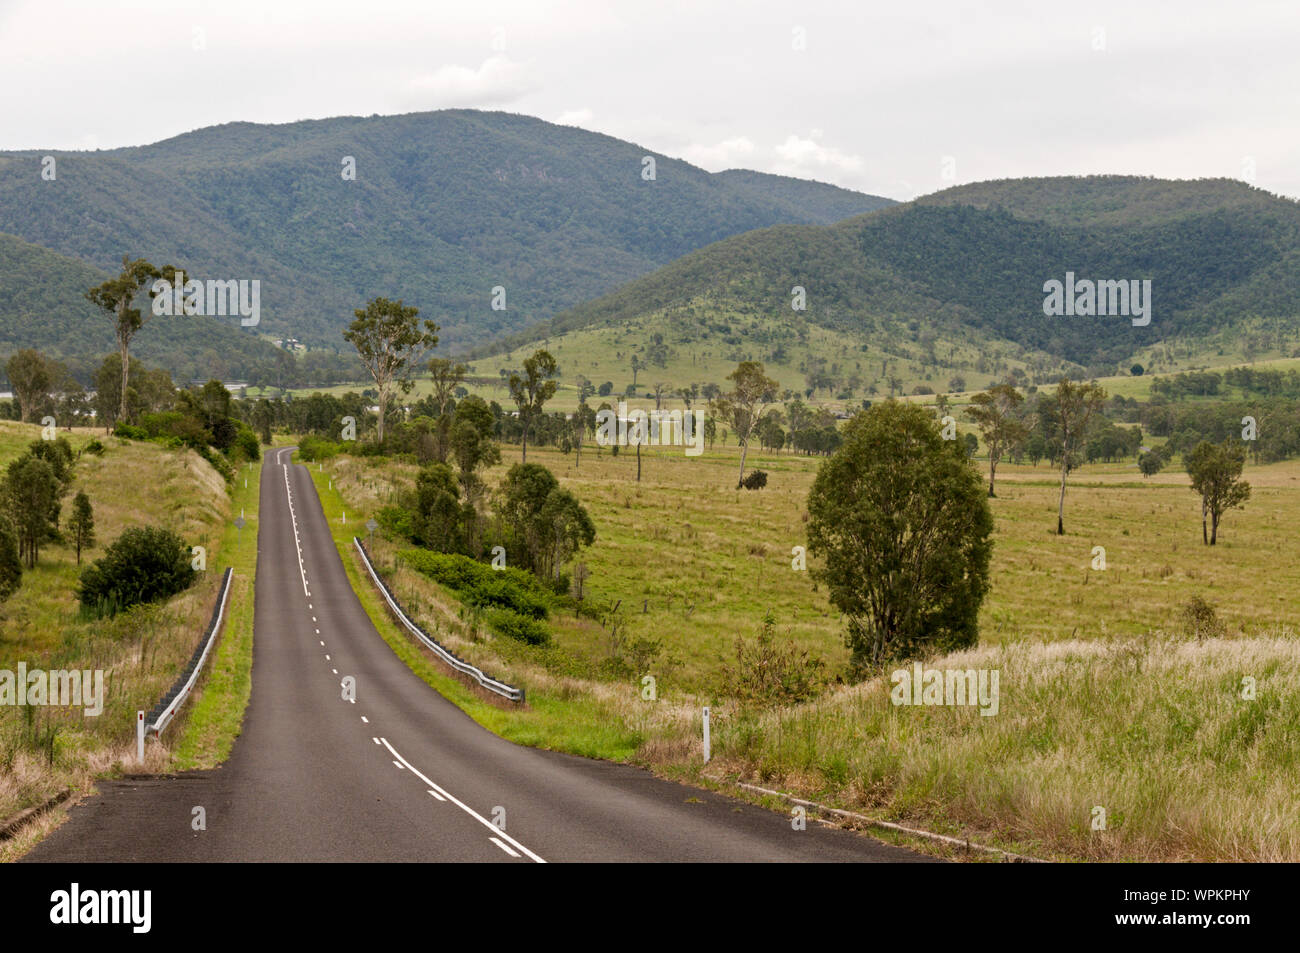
[636,440,641,481]
[1056,459,1067,534]
[377,387,388,443]
[521,421,528,463]
[118,319,131,425]
[1202,499,1208,545]
[737,439,750,488]
[988,457,997,497]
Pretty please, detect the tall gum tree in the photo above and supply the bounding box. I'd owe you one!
[507,350,558,463]
[965,383,1030,497]
[343,297,439,444]
[85,257,174,424]
[716,361,778,488]
[1049,377,1107,535]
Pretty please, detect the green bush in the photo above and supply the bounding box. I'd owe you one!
[113,423,148,440]
[298,434,342,461]
[740,469,768,490]
[401,549,551,619]
[139,410,207,448]
[231,425,260,463]
[483,608,550,645]
[78,526,196,617]
[376,504,415,540]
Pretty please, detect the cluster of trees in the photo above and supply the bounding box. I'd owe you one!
[386,457,595,586]
[1150,367,1300,402]
[337,300,597,589]
[753,400,844,456]
[0,436,96,604]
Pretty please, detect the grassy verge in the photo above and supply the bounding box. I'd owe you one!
[0,423,236,856]
[170,457,262,768]
[304,460,648,760]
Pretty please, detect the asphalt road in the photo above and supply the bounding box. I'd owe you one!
[24,447,932,863]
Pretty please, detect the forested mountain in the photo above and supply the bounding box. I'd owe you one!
[520,176,1300,370]
[0,232,299,386]
[0,109,894,370]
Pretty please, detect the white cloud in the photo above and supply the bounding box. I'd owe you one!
[407,56,538,107]
[771,135,864,178]
[678,137,757,171]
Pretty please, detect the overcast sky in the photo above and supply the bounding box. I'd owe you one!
[2,0,1297,201]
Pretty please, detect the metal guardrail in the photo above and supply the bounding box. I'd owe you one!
[145,567,234,735]
[353,538,525,704]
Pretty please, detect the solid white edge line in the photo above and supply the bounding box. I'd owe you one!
[489,837,521,858]
[379,737,545,863]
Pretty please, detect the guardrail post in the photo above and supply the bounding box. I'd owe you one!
[702,706,711,763]
[137,711,145,763]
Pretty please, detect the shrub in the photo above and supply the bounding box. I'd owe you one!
[231,425,260,463]
[483,608,550,645]
[1181,595,1227,640]
[297,435,342,461]
[718,611,827,707]
[376,504,415,540]
[78,526,196,617]
[401,550,551,620]
[139,410,207,448]
[113,423,148,440]
[740,469,768,490]
[80,438,105,456]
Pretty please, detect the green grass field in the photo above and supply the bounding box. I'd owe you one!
[314,432,1300,861]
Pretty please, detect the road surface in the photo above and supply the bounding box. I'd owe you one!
[25,447,932,863]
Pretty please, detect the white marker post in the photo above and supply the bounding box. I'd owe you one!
[702,706,711,764]
[137,710,145,764]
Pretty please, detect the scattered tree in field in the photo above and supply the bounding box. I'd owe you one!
[806,402,993,672]
[1184,441,1250,545]
[5,455,61,568]
[1139,451,1164,478]
[965,383,1030,496]
[412,462,465,553]
[537,487,596,580]
[343,297,439,444]
[69,491,95,565]
[84,257,172,425]
[428,357,468,462]
[1047,377,1108,535]
[507,350,558,463]
[715,361,778,488]
[0,522,21,601]
[6,349,52,422]
[497,463,594,578]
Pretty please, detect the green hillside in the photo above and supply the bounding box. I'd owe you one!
[0,232,288,383]
[0,110,893,356]
[505,176,1300,379]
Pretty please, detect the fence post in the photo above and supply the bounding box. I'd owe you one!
[702,706,711,763]
[137,711,145,764]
